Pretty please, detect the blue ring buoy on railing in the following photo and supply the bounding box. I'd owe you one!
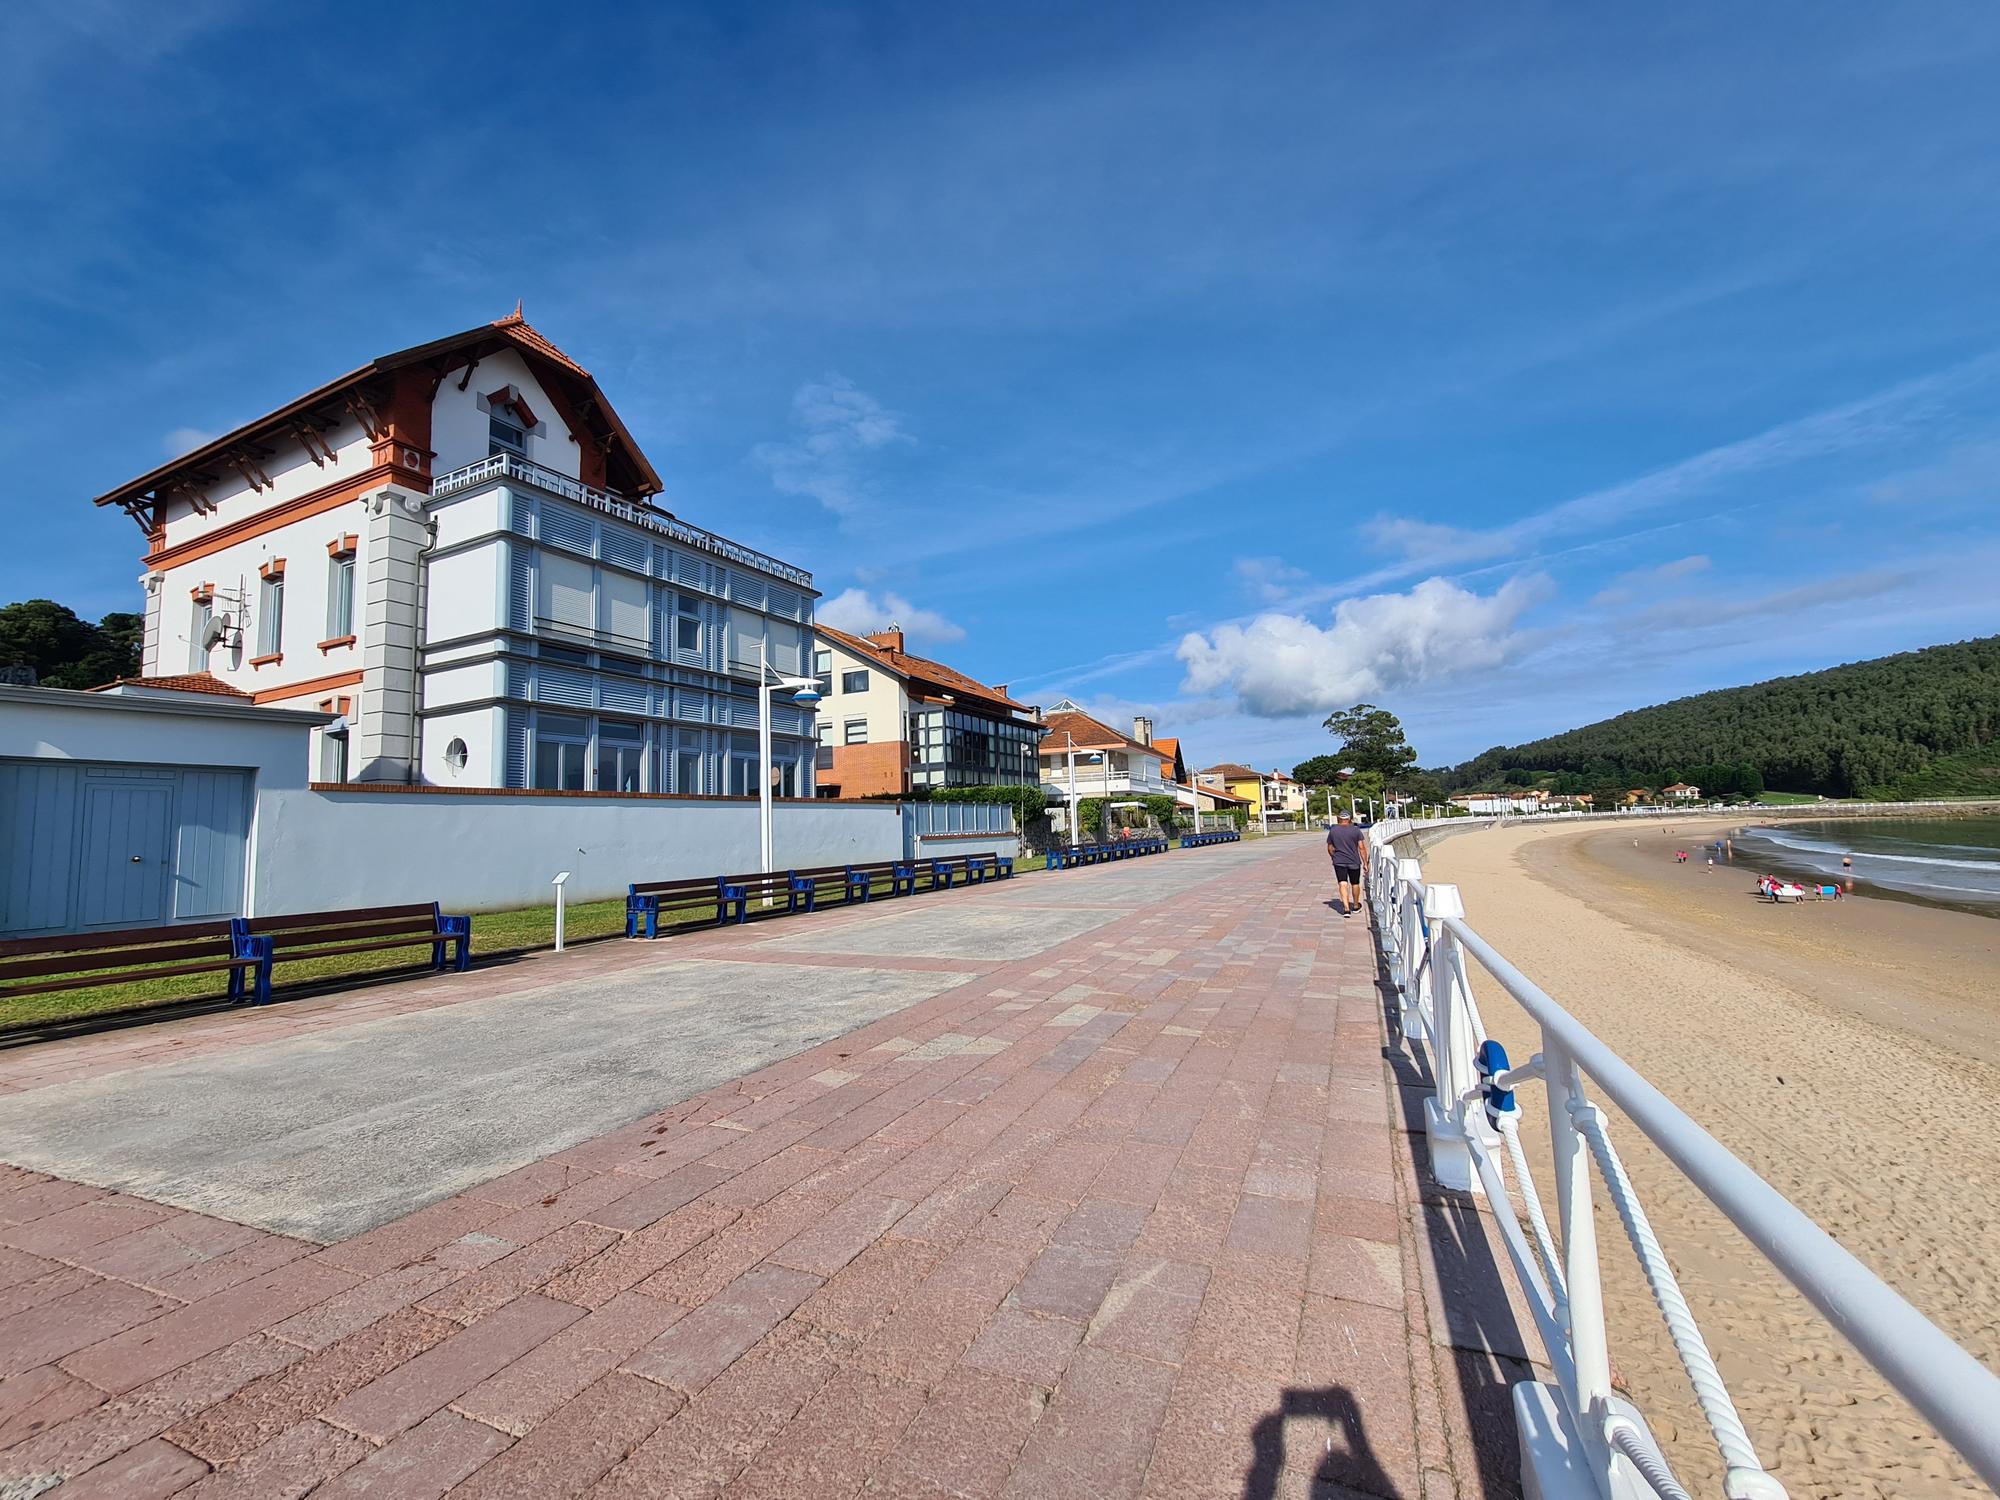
[1476,1038,1515,1120]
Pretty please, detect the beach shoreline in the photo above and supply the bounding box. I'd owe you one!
[1522,816,2000,1067]
[1410,814,1999,1499]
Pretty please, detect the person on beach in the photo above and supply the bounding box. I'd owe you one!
[1327,813,1368,917]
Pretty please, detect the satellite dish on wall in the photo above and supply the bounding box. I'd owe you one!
[201,614,231,652]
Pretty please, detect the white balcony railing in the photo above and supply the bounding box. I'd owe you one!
[1366,817,2000,1500]
[430,453,814,590]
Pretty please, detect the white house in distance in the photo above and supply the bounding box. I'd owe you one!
[1662,782,1702,801]
[92,312,819,797]
[1038,702,1172,808]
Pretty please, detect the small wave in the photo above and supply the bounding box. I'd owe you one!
[1749,829,2000,872]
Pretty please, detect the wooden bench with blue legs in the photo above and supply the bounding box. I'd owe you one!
[233,902,471,983]
[720,872,799,923]
[788,866,852,914]
[1049,839,1167,868]
[1,921,274,1010]
[626,877,731,938]
[846,860,916,902]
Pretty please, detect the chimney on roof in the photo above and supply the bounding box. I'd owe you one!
[1132,715,1153,746]
[865,627,905,653]
[993,684,1008,699]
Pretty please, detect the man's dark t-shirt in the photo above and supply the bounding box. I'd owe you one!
[1327,824,1366,870]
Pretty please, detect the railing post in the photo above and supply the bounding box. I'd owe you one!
[1544,1040,1629,1497]
[1422,885,1482,1194]
[1398,858,1428,1041]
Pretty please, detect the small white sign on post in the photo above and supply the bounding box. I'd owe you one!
[551,871,571,952]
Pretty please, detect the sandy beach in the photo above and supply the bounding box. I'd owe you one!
[1411,815,2000,1500]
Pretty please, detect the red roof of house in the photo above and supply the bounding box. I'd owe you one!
[1194,783,1253,806]
[89,672,253,699]
[1200,763,1260,780]
[93,310,661,523]
[816,625,1029,715]
[1039,707,1157,759]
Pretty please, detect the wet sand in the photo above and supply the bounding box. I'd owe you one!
[1413,815,1999,1500]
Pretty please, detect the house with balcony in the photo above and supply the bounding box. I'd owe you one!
[1039,703,1172,809]
[809,626,1041,798]
[92,312,818,796]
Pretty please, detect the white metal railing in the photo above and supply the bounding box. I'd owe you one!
[1366,817,2000,1500]
[430,453,815,589]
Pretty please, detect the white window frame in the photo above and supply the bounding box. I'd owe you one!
[326,554,355,639]
[257,575,284,657]
[189,597,212,671]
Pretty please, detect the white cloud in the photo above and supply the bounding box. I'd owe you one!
[1232,556,1308,604]
[1346,352,2000,585]
[1629,567,1914,631]
[1176,574,1550,717]
[817,587,965,645]
[1590,552,1711,606]
[1360,516,1512,563]
[752,374,910,515]
[162,426,216,457]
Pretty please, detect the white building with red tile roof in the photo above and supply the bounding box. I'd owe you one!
[93,313,818,795]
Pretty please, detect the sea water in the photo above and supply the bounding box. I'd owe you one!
[1730,817,2000,915]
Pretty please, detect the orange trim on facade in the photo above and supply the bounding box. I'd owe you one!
[248,653,284,669]
[316,635,357,654]
[144,462,421,572]
[327,533,359,557]
[258,557,286,579]
[252,669,363,704]
[190,581,215,601]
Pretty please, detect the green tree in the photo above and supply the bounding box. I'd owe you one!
[1291,753,1349,785]
[1321,703,1418,782]
[0,599,142,689]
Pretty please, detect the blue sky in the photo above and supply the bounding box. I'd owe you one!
[5,2,1999,769]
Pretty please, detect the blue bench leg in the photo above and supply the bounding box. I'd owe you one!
[647,904,660,939]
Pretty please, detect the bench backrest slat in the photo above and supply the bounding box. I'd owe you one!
[239,903,438,935]
[263,917,445,949]
[0,937,239,982]
[631,877,721,897]
[0,919,235,960]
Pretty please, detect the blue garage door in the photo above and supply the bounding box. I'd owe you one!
[0,760,251,938]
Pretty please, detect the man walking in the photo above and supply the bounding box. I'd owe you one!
[1327,812,1368,916]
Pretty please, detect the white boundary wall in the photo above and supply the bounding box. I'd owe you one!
[252,791,929,913]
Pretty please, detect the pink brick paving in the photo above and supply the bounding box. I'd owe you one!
[0,839,1533,1498]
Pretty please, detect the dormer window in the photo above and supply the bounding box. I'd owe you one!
[489,413,527,459]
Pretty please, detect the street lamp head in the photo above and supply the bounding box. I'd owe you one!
[791,685,822,708]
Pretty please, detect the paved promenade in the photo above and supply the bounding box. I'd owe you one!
[0,837,1531,1498]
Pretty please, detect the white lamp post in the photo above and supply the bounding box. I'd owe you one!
[1056,731,1099,847]
[756,638,822,873]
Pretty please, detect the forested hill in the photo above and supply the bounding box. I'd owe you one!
[1445,635,2000,798]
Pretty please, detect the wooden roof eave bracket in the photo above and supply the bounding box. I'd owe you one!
[345,392,387,441]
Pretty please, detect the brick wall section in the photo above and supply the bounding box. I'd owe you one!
[823,742,909,799]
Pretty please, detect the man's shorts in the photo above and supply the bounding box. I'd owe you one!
[1333,864,1361,882]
